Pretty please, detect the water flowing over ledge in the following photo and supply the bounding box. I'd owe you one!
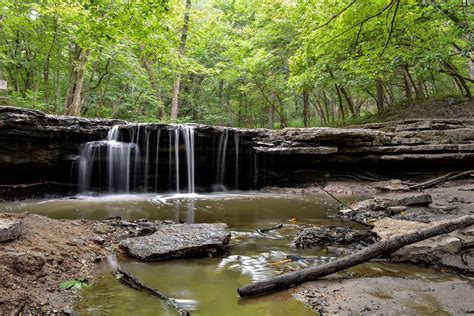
[1,106,474,198]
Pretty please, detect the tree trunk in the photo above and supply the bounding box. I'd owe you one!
[53,39,61,113]
[170,0,191,121]
[238,215,474,298]
[335,85,345,121]
[43,25,57,106]
[140,48,165,119]
[376,79,384,112]
[65,49,89,116]
[268,105,274,129]
[302,91,310,127]
[401,68,413,100]
[339,86,355,116]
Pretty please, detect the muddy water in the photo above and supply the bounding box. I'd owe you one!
[0,193,462,315]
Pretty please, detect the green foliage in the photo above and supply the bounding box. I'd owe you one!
[0,0,471,126]
[59,279,88,291]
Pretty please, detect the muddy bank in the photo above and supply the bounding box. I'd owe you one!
[294,275,474,315]
[0,212,232,314]
[0,213,112,314]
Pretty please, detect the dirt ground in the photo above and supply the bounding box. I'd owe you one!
[293,276,474,315]
[0,212,114,314]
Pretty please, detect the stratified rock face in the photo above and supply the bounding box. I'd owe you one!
[120,223,231,261]
[254,118,474,186]
[1,106,474,197]
[0,218,21,242]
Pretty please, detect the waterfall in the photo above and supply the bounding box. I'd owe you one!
[144,127,151,192]
[154,130,161,191]
[77,124,195,194]
[234,131,240,189]
[174,128,180,192]
[216,129,229,185]
[182,126,195,193]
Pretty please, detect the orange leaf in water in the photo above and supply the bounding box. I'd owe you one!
[289,217,298,223]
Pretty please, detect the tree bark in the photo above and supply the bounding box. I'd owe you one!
[376,79,384,112]
[237,215,474,298]
[140,47,165,119]
[268,105,274,129]
[339,86,355,116]
[65,49,89,116]
[334,84,345,121]
[302,91,310,127]
[170,0,191,121]
[43,23,58,106]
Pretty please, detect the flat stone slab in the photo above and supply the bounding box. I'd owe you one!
[0,219,22,242]
[120,223,231,261]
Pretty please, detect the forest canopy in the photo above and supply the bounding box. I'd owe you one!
[0,0,472,127]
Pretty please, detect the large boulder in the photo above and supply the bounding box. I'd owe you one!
[120,223,231,261]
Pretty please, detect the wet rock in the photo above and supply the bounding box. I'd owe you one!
[337,193,432,224]
[0,218,22,242]
[373,180,410,192]
[120,223,231,261]
[293,226,378,249]
[373,218,473,273]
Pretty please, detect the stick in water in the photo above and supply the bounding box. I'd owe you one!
[114,268,190,316]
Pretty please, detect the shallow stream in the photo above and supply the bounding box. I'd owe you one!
[1,193,463,315]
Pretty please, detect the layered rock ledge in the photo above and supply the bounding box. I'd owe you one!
[1,106,474,197]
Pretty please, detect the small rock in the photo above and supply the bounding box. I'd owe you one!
[386,206,407,216]
[0,219,22,242]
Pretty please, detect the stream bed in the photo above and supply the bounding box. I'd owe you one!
[1,193,466,315]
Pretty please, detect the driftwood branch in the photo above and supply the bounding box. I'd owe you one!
[318,187,356,211]
[238,215,474,298]
[114,268,190,316]
[409,170,474,190]
[257,223,283,235]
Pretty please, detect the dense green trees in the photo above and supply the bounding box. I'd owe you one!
[0,0,472,127]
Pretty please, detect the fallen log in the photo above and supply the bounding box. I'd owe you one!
[237,215,474,298]
[114,268,190,316]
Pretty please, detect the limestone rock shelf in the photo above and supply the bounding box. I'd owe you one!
[1,106,473,198]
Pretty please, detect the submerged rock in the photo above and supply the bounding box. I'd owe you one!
[293,226,378,249]
[120,223,231,261]
[0,218,22,242]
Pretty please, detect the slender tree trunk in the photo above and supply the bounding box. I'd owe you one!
[43,25,58,106]
[376,79,384,113]
[402,68,413,100]
[339,86,355,116]
[268,105,274,129]
[53,39,61,113]
[65,49,89,116]
[302,91,310,127]
[140,49,164,119]
[335,84,345,121]
[170,0,191,121]
[415,77,425,99]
